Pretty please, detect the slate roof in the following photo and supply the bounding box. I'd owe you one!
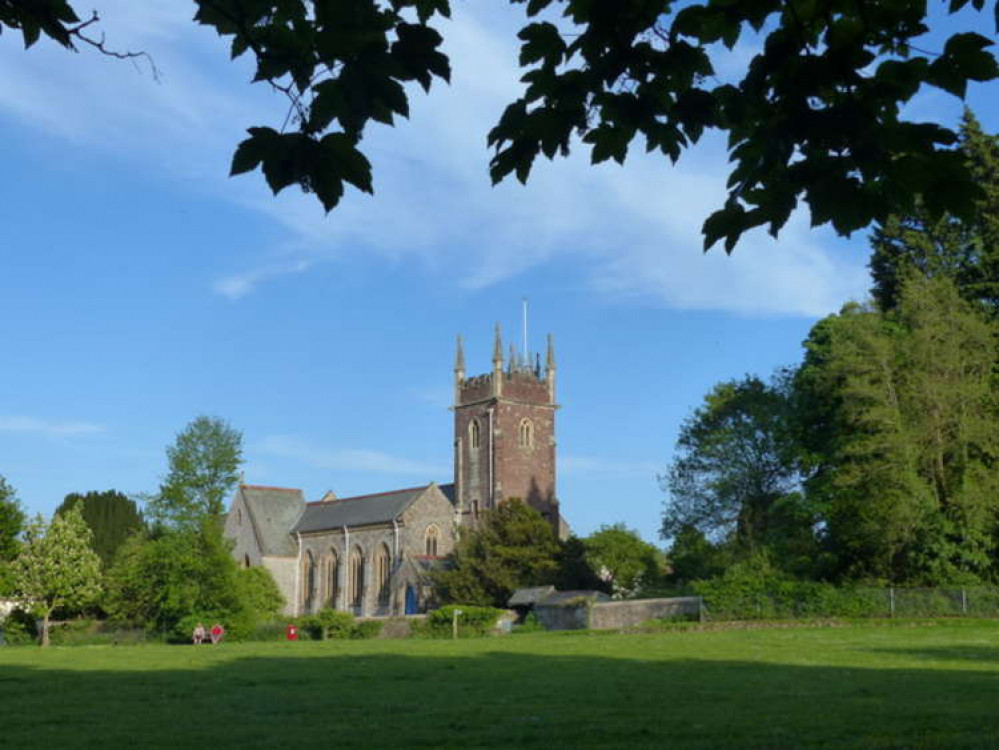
[239,485,305,557]
[508,586,556,607]
[292,482,455,534]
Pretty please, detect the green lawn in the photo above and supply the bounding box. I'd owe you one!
[3,621,999,748]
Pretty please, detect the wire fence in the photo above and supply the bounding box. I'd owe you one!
[698,587,999,622]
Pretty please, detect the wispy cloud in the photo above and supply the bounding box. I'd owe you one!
[212,259,312,300]
[562,455,662,479]
[258,435,447,478]
[0,416,104,436]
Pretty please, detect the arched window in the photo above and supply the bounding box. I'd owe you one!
[469,418,481,449]
[323,549,339,607]
[243,554,251,569]
[519,419,534,449]
[301,551,316,614]
[348,547,365,611]
[425,525,440,557]
[376,544,391,605]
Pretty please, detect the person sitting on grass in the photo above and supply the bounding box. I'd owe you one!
[210,622,225,645]
[192,622,206,645]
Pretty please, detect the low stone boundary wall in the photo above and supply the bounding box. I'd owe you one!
[588,597,701,630]
[536,596,702,631]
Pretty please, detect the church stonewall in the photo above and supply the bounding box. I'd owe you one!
[223,326,570,617]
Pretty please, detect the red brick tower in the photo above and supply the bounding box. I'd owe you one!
[453,326,559,530]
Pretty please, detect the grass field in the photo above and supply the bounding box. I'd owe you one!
[3,620,999,749]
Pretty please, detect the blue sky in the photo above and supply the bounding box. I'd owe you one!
[1,2,996,543]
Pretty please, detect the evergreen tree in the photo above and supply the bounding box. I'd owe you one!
[12,506,102,646]
[869,110,999,315]
[0,476,25,595]
[796,275,999,582]
[55,490,144,568]
[434,500,561,608]
[148,416,243,530]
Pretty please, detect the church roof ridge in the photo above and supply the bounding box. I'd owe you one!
[306,484,434,507]
[241,484,302,493]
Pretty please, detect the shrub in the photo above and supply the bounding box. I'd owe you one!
[351,620,383,639]
[424,604,503,637]
[1,608,37,645]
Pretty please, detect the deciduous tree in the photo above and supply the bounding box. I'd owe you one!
[583,523,662,598]
[662,373,811,561]
[11,505,102,646]
[147,416,243,530]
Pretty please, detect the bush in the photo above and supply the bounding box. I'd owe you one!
[423,605,503,638]
[172,612,254,644]
[351,620,383,639]
[512,611,544,634]
[1,608,37,645]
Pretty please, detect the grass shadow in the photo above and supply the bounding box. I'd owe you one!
[2,641,999,749]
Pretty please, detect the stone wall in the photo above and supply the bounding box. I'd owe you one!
[588,597,702,630]
[536,597,703,631]
[535,602,589,631]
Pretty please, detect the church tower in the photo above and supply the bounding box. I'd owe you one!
[453,326,559,531]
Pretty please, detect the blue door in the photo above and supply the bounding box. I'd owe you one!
[405,585,418,615]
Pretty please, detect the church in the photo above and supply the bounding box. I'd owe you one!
[223,326,567,617]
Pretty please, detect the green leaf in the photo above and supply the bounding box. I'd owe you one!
[229,127,280,177]
[518,22,566,67]
[319,133,374,195]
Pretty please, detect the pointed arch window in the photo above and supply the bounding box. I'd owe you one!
[376,544,391,605]
[348,547,365,611]
[469,418,481,449]
[301,550,317,614]
[519,418,534,449]
[323,549,339,608]
[425,525,441,557]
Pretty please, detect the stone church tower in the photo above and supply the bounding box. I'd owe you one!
[452,325,560,531]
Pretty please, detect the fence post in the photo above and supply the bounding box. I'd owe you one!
[962,588,968,615]
[889,587,895,618]
[452,608,462,640]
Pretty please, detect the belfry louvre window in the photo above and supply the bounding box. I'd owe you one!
[519,419,534,448]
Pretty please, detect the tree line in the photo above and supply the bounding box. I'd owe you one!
[0,416,282,646]
[663,111,999,587]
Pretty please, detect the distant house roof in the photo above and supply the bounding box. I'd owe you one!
[292,483,454,534]
[238,485,306,557]
[508,586,556,607]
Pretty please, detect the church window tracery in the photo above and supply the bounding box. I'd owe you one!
[425,525,441,557]
[301,550,317,614]
[348,547,364,612]
[376,544,391,605]
[324,549,339,607]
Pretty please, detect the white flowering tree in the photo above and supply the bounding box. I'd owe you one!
[12,505,102,647]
